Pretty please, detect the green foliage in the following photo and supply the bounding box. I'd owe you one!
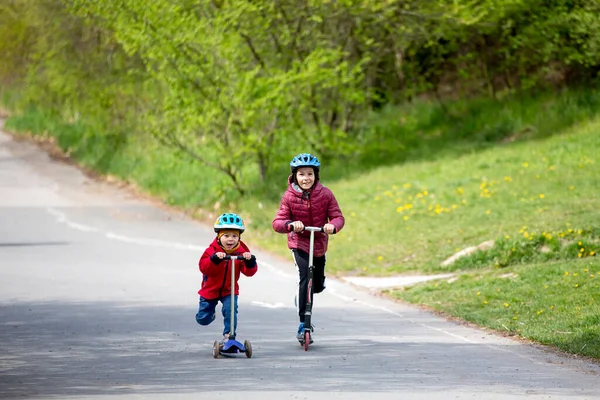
[2,0,600,204]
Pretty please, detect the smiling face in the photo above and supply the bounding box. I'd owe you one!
[218,230,240,250]
[295,167,316,190]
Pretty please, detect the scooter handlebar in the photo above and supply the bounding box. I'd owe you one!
[286,224,336,234]
[222,254,256,261]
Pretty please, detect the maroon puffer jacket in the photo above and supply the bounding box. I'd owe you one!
[272,178,345,257]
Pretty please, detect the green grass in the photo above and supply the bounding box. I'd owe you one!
[390,258,600,359]
[243,115,600,277]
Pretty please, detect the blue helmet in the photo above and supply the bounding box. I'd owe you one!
[290,153,321,172]
[214,213,245,233]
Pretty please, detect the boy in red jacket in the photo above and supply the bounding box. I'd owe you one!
[272,153,345,343]
[196,213,258,343]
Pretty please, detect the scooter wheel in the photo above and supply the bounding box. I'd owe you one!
[303,331,310,351]
[212,340,220,359]
[244,340,252,358]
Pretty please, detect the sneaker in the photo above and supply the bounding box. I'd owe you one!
[220,334,232,344]
[296,323,314,343]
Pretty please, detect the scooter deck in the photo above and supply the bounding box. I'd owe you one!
[220,339,246,353]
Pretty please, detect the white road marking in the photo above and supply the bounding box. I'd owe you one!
[251,301,287,309]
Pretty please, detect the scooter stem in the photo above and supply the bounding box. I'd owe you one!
[230,257,235,338]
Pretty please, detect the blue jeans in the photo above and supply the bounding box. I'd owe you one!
[195,295,238,336]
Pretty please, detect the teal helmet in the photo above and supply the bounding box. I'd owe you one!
[214,213,245,233]
[290,153,321,172]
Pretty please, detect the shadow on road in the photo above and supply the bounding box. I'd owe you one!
[1,300,599,399]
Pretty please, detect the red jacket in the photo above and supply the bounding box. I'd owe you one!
[198,238,258,300]
[272,179,345,257]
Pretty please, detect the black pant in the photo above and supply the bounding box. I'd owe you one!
[292,249,326,323]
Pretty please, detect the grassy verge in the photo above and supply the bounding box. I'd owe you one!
[1,106,223,210]
[390,258,600,359]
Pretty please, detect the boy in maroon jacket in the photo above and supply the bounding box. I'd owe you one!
[272,153,345,343]
[196,213,258,343]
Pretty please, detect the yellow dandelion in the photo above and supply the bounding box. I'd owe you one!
[504,303,509,307]
[569,186,575,190]
[504,176,512,182]
[590,251,596,256]
[477,291,481,296]
[522,162,529,167]
[396,206,404,213]
[423,190,429,196]
[403,183,411,188]
[539,194,545,199]
[486,210,491,215]
[403,216,409,221]
[505,235,510,239]
[565,271,569,276]
[483,301,488,304]
[377,256,383,261]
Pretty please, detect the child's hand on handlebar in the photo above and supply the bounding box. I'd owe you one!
[323,223,336,234]
[242,252,252,260]
[215,252,226,259]
[290,221,304,233]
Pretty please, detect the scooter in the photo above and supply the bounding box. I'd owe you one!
[297,226,324,351]
[212,254,253,359]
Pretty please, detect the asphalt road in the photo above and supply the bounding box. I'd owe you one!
[1,125,599,400]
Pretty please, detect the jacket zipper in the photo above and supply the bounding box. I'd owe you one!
[219,261,228,298]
